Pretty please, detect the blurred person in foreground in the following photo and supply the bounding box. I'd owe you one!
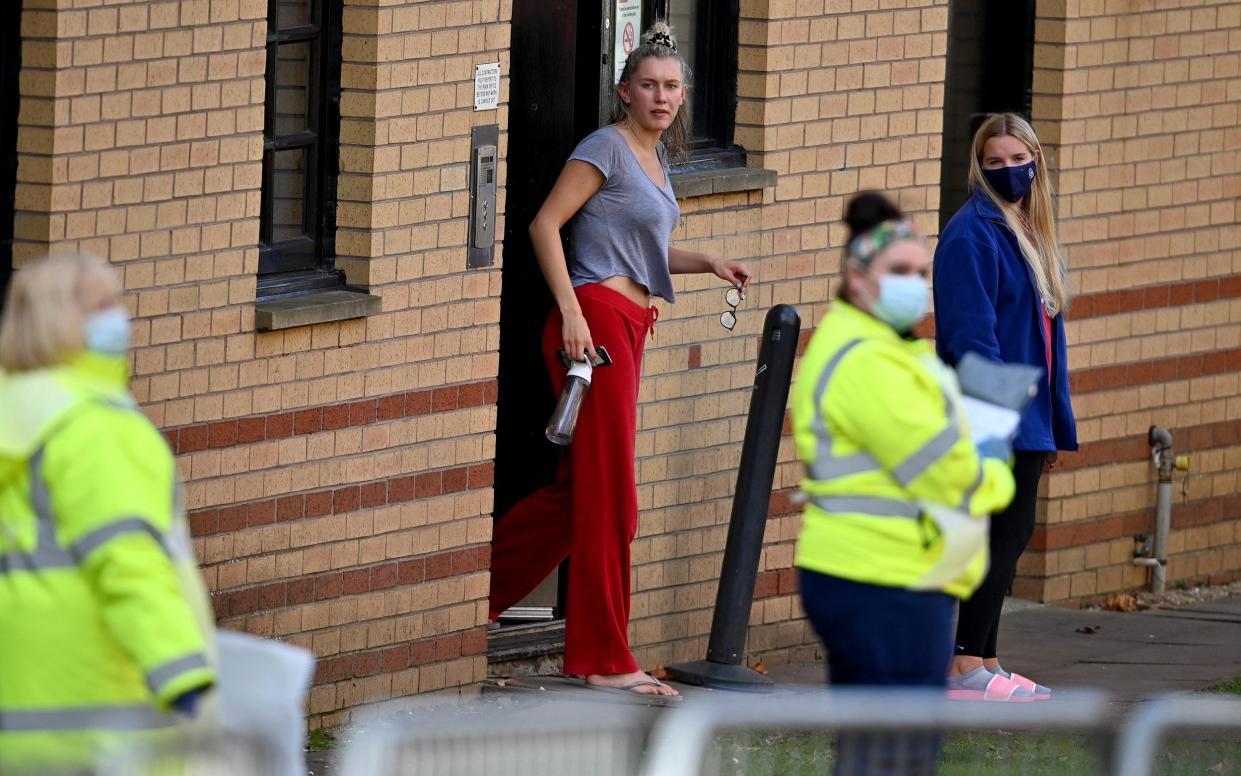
[792,193,1018,774]
[0,253,217,773]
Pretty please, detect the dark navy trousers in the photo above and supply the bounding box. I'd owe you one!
[799,570,956,776]
[799,569,956,687]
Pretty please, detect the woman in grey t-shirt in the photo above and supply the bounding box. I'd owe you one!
[487,22,752,702]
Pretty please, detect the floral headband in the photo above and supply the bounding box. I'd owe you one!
[847,218,922,266]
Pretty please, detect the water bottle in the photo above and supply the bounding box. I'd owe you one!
[545,359,593,445]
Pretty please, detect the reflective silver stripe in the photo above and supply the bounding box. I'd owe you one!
[808,339,882,481]
[0,449,76,574]
[1,449,171,575]
[891,423,961,486]
[0,705,178,732]
[146,653,210,696]
[958,461,984,511]
[810,494,921,520]
[71,517,168,562]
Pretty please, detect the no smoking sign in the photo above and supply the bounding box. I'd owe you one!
[612,0,642,82]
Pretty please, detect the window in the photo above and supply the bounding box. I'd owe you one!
[651,0,742,171]
[259,0,343,296]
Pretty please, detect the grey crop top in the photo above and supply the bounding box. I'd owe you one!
[567,126,680,302]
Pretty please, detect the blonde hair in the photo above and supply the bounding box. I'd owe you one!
[611,21,693,162]
[0,252,122,372]
[968,113,1069,316]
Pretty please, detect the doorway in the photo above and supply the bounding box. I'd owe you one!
[939,0,1036,230]
[492,0,616,645]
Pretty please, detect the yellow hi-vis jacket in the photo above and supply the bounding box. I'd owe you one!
[0,353,217,771]
[792,301,1016,599]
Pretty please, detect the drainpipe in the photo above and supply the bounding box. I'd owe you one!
[1133,426,1189,594]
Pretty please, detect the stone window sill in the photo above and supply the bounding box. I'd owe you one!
[670,166,777,199]
[254,289,381,332]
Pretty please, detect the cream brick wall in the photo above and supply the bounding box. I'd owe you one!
[14,0,508,727]
[1020,0,1241,603]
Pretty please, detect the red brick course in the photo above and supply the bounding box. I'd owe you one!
[211,544,491,620]
[1060,418,1241,472]
[1070,348,1241,395]
[313,626,488,684]
[1071,274,1241,320]
[163,379,498,454]
[189,462,496,538]
[1029,494,1241,553]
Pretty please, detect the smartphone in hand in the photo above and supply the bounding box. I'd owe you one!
[557,346,612,369]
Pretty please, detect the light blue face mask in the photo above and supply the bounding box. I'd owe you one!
[871,274,930,333]
[83,306,131,356]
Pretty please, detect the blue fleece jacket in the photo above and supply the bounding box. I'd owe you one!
[933,190,1077,453]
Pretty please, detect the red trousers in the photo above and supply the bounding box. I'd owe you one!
[489,283,656,676]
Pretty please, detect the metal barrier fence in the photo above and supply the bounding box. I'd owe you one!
[337,699,651,776]
[97,732,280,776]
[641,689,1118,776]
[333,689,1241,776]
[1114,695,1241,776]
[16,688,1238,775]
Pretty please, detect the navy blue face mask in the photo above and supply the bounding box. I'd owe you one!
[982,160,1037,203]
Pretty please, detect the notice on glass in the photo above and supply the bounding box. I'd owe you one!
[474,63,500,111]
[613,0,642,84]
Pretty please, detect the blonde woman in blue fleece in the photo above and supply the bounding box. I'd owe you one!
[935,114,1076,699]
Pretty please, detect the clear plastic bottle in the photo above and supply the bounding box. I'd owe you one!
[545,360,593,445]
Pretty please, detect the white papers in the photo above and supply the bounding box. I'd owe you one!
[216,631,315,776]
[914,503,989,591]
[960,395,1021,445]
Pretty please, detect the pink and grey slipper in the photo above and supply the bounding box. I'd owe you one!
[994,667,1052,699]
[946,667,1037,702]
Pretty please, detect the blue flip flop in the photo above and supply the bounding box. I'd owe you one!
[583,677,683,705]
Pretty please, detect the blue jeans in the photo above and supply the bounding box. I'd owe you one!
[799,570,956,776]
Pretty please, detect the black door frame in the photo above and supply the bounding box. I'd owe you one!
[494,0,612,622]
[0,0,22,301]
[939,0,1036,230]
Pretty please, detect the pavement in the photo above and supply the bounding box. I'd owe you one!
[305,595,1241,774]
[766,596,1241,702]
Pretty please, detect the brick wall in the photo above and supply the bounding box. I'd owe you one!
[15,0,509,728]
[11,0,1241,725]
[1015,0,1241,603]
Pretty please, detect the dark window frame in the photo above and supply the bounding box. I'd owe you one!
[258,0,345,297]
[648,0,745,172]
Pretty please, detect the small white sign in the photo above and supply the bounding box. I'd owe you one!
[613,0,642,83]
[474,63,500,111]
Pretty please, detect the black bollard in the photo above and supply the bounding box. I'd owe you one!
[668,304,801,692]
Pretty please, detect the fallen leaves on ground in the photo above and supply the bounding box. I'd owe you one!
[1103,592,1138,612]
[751,660,769,676]
[649,666,671,680]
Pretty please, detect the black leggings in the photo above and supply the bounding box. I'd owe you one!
[955,451,1045,658]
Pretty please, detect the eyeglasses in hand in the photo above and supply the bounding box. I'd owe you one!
[720,286,744,330]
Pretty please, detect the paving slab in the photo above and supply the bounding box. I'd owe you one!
[972,598,1241,702]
